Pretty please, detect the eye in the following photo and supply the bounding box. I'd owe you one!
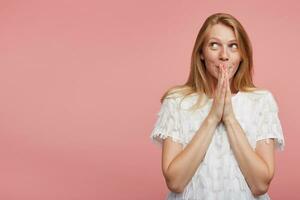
[209,42,219,49]
[230,43,238,49]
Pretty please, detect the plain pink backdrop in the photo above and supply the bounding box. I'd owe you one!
[0,0,298,199]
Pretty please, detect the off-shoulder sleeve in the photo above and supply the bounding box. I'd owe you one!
[149,97,184,148]
[256,92,285,151]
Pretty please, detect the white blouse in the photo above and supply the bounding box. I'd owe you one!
[150,90,285,200]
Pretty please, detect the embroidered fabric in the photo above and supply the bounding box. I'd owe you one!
[255,92,285,151]
[150,90,285,200]
[150,97,185,147]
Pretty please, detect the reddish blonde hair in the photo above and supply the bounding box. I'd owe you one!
[161,13,262,111]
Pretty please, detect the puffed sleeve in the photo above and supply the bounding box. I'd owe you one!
[149,97,184,148]
[256,92,285,151]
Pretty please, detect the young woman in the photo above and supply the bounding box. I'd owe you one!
[150,13,285,200]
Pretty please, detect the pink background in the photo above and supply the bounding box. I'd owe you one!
[0,0,298,199]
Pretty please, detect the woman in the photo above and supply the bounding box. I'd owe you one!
[150,13,285,200]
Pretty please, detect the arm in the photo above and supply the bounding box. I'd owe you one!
[163,115,218,193]
[223,116,275,197]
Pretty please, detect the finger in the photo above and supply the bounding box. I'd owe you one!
[225,70,232,102]
[227,71,230,92]
[215,66,222,99]
[225,70,230,101]
[216,64,223,94]
[221,69,226,100]
[226,69,231,91]
[218,65,225,98]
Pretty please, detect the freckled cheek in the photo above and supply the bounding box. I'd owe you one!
[204,50,218,60]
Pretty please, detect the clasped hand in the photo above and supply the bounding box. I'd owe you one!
[208,63,236,124]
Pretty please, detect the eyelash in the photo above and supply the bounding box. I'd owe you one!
[209,42,238,49]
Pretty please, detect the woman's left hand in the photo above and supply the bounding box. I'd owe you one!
[222,66,235,123]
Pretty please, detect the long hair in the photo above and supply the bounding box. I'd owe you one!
[160,13,262,111]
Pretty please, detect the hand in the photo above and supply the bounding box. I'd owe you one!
[221,65,235,123]
[207,63,227,124]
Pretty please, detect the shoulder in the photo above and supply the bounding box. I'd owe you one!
[245,88,280,112]
[243,88,271,96]
[251,88,277,102]
[241,88,274,102]
[163,92,198,110]
[161,94,184,112]
[238,88,280,112]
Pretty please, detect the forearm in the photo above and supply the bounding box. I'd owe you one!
[223,117,271,195]
[167,116,218,192]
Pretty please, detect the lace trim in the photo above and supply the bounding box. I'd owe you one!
[150,132,185,148]
[256,92,285,151]
[150,97,185,148]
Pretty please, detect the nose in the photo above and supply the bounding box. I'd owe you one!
[219,47,229,61]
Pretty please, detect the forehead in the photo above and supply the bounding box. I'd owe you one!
[207,24,236,41]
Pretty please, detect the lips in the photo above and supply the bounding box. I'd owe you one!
[216,64,233,69]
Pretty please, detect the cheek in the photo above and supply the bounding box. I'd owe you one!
[228,64,240,78]
[205,52,218,61]
[203,48,218,60]
[206,65,219,79]
[204,54,219,71]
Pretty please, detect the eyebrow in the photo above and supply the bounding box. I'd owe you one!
[208,37,237,43]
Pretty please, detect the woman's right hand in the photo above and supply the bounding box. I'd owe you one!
[207,63,227,124]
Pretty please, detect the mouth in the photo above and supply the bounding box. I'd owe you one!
[216,64,233,69]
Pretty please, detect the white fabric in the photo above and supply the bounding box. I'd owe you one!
[150,90,285,200]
